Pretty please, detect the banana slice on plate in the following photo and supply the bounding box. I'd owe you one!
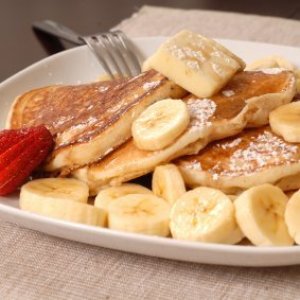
[108,194,170,236]
[95,183,152,214]
[269,102,300,143]
[170,187,240,244]
[235,184,293,246]
[20,178,106,226]
[220,227,245,245]
[152,164,186,205]
[285,190,300,244]
[132,99,190,151]
[21,177,90,203]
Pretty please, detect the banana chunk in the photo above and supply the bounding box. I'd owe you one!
[132,99,190,151]
[143,30,245,98]
[95,183,152,214]
[221,227,244,245]
[170,187,240,244]
[246,55,295,71]
[234,184,293,246]
[20,178,106,226]
[152,164,186,205]
[269,102,300,143]
[21,178,89,203]
[285,190,300,244]
[108,194,170,236]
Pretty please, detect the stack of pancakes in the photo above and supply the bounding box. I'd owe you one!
[7,42,299,196]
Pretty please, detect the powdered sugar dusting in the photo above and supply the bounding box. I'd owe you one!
[210,129,299,178]
[143,81,160,90]
[57,116,100,145]
[260,68,285,75]
[185,160,202,170]
[222,90,235,97]
[167,44,206,69]
[187,98,217,128]
[220,138,242,150]
[99,86,109,92]
[212,173,219,180]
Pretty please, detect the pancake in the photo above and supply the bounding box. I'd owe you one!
[177,126,300,194]
[73,70,296,194]
[7,69,186,173]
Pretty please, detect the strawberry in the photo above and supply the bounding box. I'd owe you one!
[0,126,54,195]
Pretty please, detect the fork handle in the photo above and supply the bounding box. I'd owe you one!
[32,20,84,45]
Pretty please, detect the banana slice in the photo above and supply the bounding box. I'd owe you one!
[21,178,89,203]
[296,69,300,93]
[221,227,245,245]
[234,184,293,246]
[132,99,190,151]
[20,178,106,226]
[269,102,300,143]
[227,193,246,244]
[143,30,245,98]
[108,194,170,236]
[285,190,300,244]
[95,183,152,214]
[246,55,295,71]
[152,164,186,205]
[170,187,239,243]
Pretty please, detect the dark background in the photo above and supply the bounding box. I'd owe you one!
[1,0,299,81]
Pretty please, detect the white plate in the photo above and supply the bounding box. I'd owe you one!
[0,37,300,267]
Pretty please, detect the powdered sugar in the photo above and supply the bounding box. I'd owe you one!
[260,68,285,75]
[222,90,235,97]
[187,98,217,128]
[220,138,242,150]
[143,81,160,90]
[98,86,109,92]
[210,129,299,178]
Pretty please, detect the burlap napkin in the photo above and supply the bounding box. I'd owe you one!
[1,5,300,300]
[116,5,300,46]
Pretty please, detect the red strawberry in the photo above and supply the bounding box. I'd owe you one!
[0,126,54,195]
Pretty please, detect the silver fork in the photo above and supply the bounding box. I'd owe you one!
[33,20,141,79]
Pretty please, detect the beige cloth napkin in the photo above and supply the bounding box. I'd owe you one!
[1,5,300,300]
[116,5,300,46]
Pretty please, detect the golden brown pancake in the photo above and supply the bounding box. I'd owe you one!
[177,126,300,194]
[7,69,186,173]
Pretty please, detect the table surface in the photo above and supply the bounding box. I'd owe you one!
[1,0,300,82]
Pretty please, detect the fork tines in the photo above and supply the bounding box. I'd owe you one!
[83,31,141,79]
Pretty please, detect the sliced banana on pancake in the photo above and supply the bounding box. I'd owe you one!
[152,164,186,205]
[143,30,245,98]
[95,183,152,215]
[234,184,293,246]
[285,190,300,245]
[170,187,240,244]
[270,102,300,143]
[132,99,190,151]
[20,178,106,226]
[108,194,170,236]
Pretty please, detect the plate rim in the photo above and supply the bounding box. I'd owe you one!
[1,201,300,255]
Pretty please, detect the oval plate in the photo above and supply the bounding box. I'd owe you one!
[0,37,300,267]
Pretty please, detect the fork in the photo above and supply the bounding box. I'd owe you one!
[33,20,141,79]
